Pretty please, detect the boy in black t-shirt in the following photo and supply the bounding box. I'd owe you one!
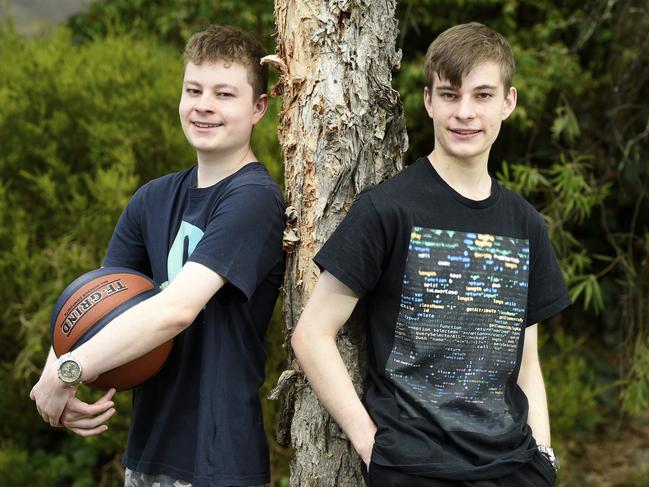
[292,23,570,486]
[30,26,284,487]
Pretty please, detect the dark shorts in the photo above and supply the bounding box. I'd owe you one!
[362,452,557,487]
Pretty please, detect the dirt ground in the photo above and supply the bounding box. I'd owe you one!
[558,414,649,487]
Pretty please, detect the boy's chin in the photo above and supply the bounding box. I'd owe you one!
[187,137,226,152]
[441,142,491,161]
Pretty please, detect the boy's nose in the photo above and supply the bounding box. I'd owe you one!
[455,97,476,120]
[195,94,216,112]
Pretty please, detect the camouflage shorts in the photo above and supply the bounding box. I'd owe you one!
[124,468,191,487]
[124,468,265,487]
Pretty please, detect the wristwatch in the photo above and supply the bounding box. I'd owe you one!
[56,352,83,388]
[537,445,560,472]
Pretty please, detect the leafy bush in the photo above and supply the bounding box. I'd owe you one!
[68,0,276,51]
[540,328,605,442]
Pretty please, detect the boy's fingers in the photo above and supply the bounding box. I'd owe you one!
[69,424,109,437]
[66,396,114,415]
[66,396,89,410]
[63,408,116,429]
[100,388,117,402]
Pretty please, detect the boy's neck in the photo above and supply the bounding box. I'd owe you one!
[427,150,492,201]
[196,146,256,188]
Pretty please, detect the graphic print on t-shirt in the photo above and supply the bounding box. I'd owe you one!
[385,227,529,434]
[163,221,204,288]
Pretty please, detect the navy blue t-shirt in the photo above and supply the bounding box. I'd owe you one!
[315,157,570,480]
[103,162,285,486]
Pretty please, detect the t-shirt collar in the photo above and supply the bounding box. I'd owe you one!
[420,157,501,209]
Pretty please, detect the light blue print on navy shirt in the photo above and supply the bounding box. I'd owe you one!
[162,221,204,288]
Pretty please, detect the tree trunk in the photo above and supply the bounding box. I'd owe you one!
[268,1,407,485]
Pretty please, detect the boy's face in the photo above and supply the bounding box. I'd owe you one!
[179,61,267,161]
[423,62,517,164]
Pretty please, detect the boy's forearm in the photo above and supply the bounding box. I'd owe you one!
[521,364,551,445]
[58,262,225,382]
[73,290,190,381]
[292,329,376,462]
[517,327,551,446]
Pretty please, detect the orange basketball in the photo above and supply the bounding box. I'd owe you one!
[50,267,173,390]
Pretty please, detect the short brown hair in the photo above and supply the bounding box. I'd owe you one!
[424,23,515,91]
[183,25,268,99]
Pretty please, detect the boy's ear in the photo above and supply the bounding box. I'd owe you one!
[423,86,434,119]
[252,94,269,125]
[502,86,517,121]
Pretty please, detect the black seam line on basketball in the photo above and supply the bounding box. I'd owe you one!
[67,288,161,350]
[49,267,155,346]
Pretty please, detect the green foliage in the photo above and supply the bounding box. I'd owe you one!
[540,328,605,442]
[620,336,649,415]
[68,0,277,51]
[497,154,610,315]
[0,25,190,375]
[254,97,284,188]
[0,362,128,484]
[261,300,292,484]
[551,100,581,145]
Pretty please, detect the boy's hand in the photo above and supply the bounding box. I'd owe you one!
[30,361,76,427]
[356,425,377,467]
[60,388,117,437]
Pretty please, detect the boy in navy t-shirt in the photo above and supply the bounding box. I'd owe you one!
[31,25,284,487]
[292,23,569,486]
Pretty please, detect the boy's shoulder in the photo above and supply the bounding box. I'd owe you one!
[125,167,194,209]
[228,162,281,190]
[357,158,426,202]
[498,183,548,227]
[219,163,284,209]
[357,158,547,231]
[138,163,280,195]
[138,166,195,193]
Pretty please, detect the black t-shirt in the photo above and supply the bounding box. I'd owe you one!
[314,157,570,480]
[103,163,285,487]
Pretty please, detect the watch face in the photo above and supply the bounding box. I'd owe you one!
[60,360,81,382]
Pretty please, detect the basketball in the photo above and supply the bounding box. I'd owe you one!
[50,267,174,391]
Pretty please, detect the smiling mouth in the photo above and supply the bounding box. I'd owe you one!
[450,129,481,135]
[192,122,223,128]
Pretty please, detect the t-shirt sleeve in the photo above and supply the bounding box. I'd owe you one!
[103,185,151,275]
[314,192,386,297]
[526,215,571,325]
[187,184,285,301]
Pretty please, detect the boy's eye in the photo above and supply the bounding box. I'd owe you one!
[477,93,493,100]
[186,88,201,96]
[440,93,458,101]
[216,92,234,98]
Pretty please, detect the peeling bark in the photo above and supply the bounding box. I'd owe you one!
[269,1,407,485]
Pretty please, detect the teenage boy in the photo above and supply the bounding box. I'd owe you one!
[30,25,284,487]
[292,22,570,486]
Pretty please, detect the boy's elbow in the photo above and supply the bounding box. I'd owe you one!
[291,322,305,356]
[154,285,203,335]
[291,316,338,360]
[163,303,198,335]
[291,319,318,360]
